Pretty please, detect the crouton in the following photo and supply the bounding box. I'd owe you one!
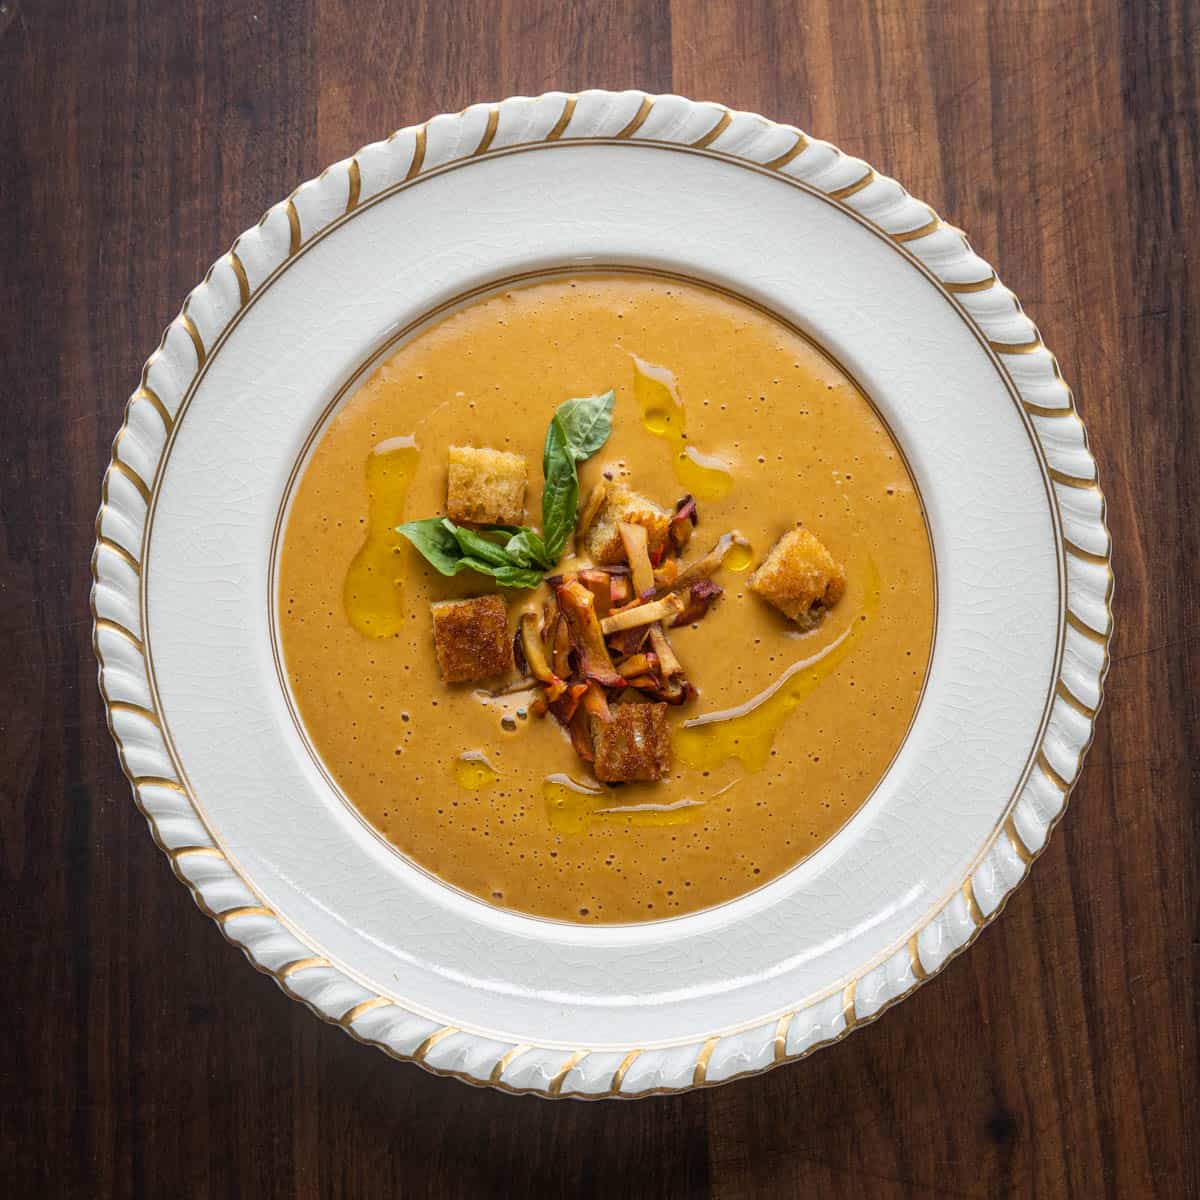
[750,527,847,627]
[591,702,672,782]
[446,445,528,525]
[580,483,670,566]
[431,595,512,682]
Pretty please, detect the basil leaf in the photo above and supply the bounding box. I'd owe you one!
[539,391,614,560]
[396,518,542,588]
[394,517,464,576]
[542,390,614,474]
[448,522,516,568]
[540,414,580,561]
[503,527,550,569]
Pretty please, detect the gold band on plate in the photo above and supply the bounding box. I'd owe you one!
[615,96,653,139]
[135,385,174,433]
[828,170,875,200]
[489,1043,532,1084]
[475,107,500,155]
[345,159,362,213]
[549,1049,589,1095]
[892,216,941,243]
[96,536,140,575]
[762,133,808,170]
[611,1048,641,1092]
[546,96,577,140]
[691,109,731,149]
[692,1038,719,1085]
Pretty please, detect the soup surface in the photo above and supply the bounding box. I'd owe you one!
[278,274,934,923]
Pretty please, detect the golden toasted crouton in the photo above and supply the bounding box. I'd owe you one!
[591,702,672,782]
[446,445,528,525]
[431,595,512,682]
[750,527,847,627]
[580,483,670,566]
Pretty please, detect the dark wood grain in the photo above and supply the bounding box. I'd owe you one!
[1,1,1196,1196]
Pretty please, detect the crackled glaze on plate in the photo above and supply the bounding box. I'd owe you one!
[92,90,1112,1098]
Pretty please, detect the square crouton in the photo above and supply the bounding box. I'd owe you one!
[431,595,512,683]
[750,527,847,627]
[580,483,671,566]
[446,445,528,525]
[591,702,672,783]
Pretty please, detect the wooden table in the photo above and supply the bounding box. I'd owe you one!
[4,2,1196,1195]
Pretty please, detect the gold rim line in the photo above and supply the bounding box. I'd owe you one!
[1004,817,1034,866]
[546,96,577,140]
[474,107,500,156]
[169,845,223,860]
[405,126,427,179]
[1049,467,1098,488]
[94,617,143,650]
[345,159,362,213]
[1022,399,1076,418]
[135,385,174,433]
[279,956,329,978]
[229,251,251,306]
[108,700,159,726]
[180,312,206,368]
[943,273,997,293]
[691,108,731,148]
[1067,609,1111,641]
[1056,680,1098,719]
[989,336,1044,355]
[96,537,140,575]
[131,775,186,792]
[842,982,859,1029]
[97,107,1112,1088]
[1064,538,1111,566]
[1037,751,1070,794]
[413,1025,458,1062]
[908,936,928,981]
[963,879,985,927]
[692,1038,719,1085]
[109,459,152,506]
[490,1042,532,1084]
[217,905,274,924]
[891,216,941,243]
[828,170,875,200]
[549,1049,590,1095]
[615,96,653,138]
[762,132,808,170]
[773,1012,794,1062]
[611,1048,641,1092]
[340,996,391,1026]
[140,154,1065,1054]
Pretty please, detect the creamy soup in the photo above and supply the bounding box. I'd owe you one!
[278,274,934,924]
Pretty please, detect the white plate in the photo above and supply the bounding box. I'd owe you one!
[93,91,1112,1098]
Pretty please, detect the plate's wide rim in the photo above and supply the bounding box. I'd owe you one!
[92,89,1113,1099]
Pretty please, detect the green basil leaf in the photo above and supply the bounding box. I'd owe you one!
[394,517,464,576]
[542,390,614,474]
[540,413,580,562]
[503,527,550,569]
[448,522,516,568]
[396,518,542,588]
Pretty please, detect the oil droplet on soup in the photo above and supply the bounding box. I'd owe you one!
[632,356,734,500]
[454,751,498,791]
[343,436,419,637]
[544,775,705,833]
